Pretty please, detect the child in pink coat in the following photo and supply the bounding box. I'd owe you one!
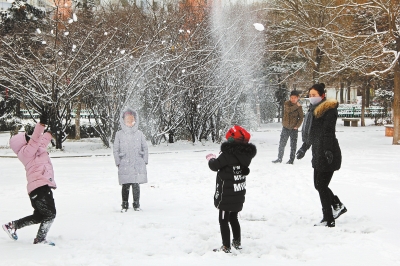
[2,113,57,245]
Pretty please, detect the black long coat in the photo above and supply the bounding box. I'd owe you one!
[208,141,257,212]
[300,99,342,172]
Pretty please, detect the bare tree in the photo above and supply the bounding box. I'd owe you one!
[332,0,400,144]
[0,1,138,149]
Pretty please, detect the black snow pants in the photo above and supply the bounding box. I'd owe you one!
[13,185,56,241]
[122,183,140,208]
[277,127,298,161]
[313,170,335,219]
[219,210,240,248]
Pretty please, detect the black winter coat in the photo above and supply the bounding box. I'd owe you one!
[300,99,342,172]
[208,141,257,212]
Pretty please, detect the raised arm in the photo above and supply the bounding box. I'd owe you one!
[23,123,45,157]
[208,153,229,172]
[39,132,52,148]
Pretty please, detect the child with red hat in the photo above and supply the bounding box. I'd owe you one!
[206,125,257,253]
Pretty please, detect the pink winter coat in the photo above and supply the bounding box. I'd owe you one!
[9,123,57,194]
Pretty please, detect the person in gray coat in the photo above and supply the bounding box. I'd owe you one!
[113,108,148,212]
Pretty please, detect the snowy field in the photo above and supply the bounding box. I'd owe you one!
[0,119,399,266]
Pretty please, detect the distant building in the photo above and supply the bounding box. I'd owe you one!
[0,0,54,12]
[325,86,358,104]
[0,0,12,11]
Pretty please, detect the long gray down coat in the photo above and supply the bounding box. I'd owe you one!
[113,108,148,185]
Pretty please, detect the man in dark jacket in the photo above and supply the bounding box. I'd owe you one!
[206,125,257,253]
[272,90,304,164]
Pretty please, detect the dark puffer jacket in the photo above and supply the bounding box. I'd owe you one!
[300,99,342,172]
[208,141,257,212]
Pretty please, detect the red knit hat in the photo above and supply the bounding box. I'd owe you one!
[225,125,250,143]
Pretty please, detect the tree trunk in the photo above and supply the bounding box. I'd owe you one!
[168,130,174,143]
[210,115,216,142]
[340,81,344,104]
[256,102,261,126]
[53,118,63,149]
[312,47,323,83]
[215,108,222,143]
[277,75,282,122]
[15,99,21,118]
[361,82,366,127]
[388,0,400,144]
[392,39,400,144]
[346,80,351,104]
[277,105,281,122]
[75,96,82,140]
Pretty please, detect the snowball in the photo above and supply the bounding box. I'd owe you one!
[73,13,77,22]
[42,41,46,44]
[120,50,125,54]
[68,19,73,24]
[72,45,77,49]
[36,28,41,34]
[58,52,62,55]
[253,23,265,31]
[64,32,69,36]
[104,32,108,35]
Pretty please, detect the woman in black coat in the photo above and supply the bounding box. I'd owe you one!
[206,125,257,253]
[296,83,347,227]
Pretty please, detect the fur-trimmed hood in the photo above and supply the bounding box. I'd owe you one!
[314,99,339,118]
[221,141,257,167]
[119,107,139,134]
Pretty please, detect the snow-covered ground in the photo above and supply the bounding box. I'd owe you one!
[0,119,399,265]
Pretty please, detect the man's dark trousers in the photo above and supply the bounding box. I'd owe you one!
[277,127,298,161]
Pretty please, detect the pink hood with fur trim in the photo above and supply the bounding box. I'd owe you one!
[9,123,57,194]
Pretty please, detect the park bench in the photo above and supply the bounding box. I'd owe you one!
[342,118,360,127]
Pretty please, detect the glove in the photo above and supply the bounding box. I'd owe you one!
[206,154,216,161]
[325,150,333,164]
[39,110,49,125]
[296,149,305,160]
